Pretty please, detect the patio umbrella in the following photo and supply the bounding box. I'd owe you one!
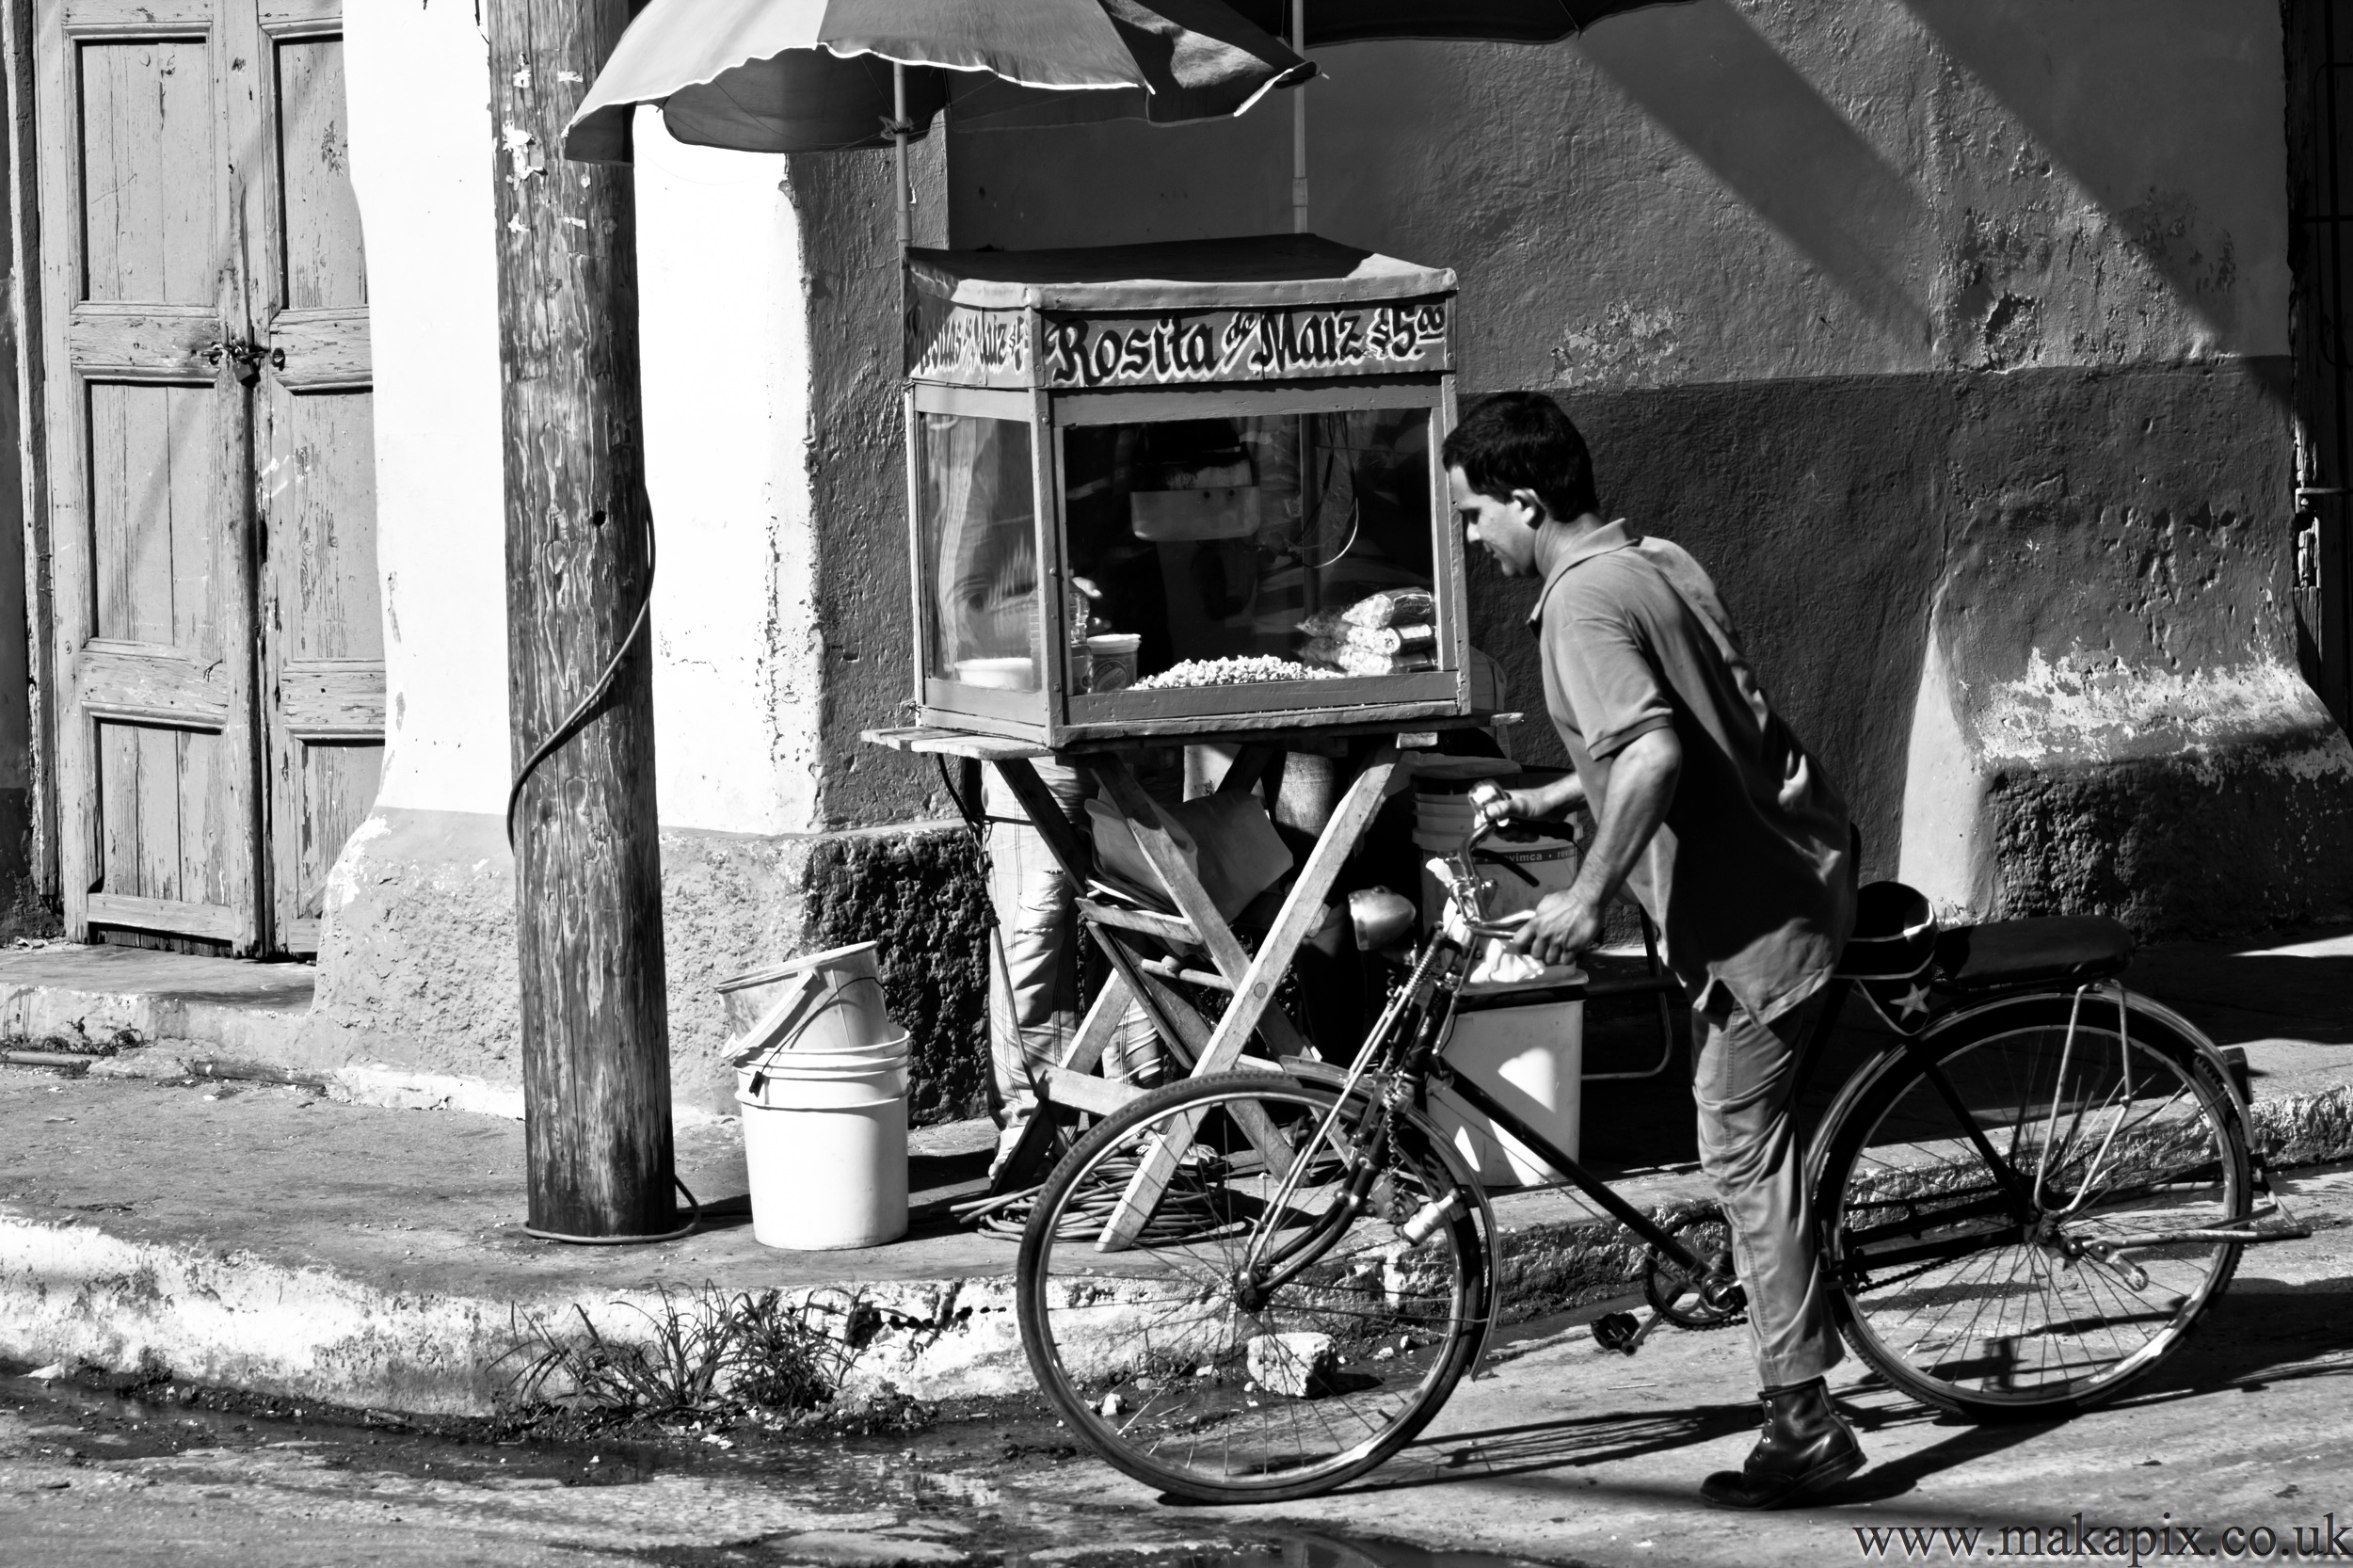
[563,0,1315,170]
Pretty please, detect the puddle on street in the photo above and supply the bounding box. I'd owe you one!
[1,1360,1553,1568]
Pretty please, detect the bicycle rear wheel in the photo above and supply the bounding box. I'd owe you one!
[1016,1070,1492,1503]
[1816,993,2249,1418]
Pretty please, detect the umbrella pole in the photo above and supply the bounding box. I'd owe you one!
[894,61,912,250]
[1290,0,1307,232]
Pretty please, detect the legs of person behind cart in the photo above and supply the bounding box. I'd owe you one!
[1689,988,1864,1510]
[984,761,1162,1184]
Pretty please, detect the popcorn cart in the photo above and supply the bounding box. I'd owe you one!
[897,234,1469,745]
[868,235,1668,1194]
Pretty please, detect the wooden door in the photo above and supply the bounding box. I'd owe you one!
[35,0,378,954]
[254,12,379,953]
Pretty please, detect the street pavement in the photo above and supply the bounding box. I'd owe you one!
[7,1159,2353,1568]
[998,1159,2353,1567]
[3,924,2349,1563]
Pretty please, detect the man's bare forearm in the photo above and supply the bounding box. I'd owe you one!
[1570,728,1680,912]
[1507,772,1586,822]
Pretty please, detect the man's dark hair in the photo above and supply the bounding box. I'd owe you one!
[1441,392,1600,520]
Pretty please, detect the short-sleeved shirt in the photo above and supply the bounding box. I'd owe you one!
[1529,521,1853,1022]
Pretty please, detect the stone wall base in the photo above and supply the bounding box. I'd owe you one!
[1988,725,2353,936]
[307,807,990,1122]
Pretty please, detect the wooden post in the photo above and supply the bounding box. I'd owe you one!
[486,0,675,1239]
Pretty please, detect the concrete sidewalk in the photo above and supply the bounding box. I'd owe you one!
[1,929,2349,1418]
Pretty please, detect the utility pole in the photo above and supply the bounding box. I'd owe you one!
[485,0,676,1239]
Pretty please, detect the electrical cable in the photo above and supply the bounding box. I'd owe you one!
[504,514,658,851]
[525,1175,703,1246]
[501,515,684,1248]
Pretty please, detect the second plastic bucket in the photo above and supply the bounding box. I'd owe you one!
[717,941,896,1061]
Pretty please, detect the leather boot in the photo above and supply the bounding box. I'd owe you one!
[1700,1378,1865,1509]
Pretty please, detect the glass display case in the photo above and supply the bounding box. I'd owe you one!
[904,235,1466,745]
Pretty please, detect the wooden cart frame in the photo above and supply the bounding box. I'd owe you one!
[867,719,1685,1193]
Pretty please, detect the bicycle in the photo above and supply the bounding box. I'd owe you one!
[1014,792,2301,1504]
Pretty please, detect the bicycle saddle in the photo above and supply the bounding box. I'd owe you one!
[1932,917,2135,992]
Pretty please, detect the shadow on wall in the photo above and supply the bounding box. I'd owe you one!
[1573,0,1933,350]
[1467,373,1947,886]
[1903,0,2292,363]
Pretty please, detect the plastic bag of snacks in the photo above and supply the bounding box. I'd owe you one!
[1340,588,1434,630]
[1300,639,1437,677]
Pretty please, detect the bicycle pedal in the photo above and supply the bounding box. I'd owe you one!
[1592,1311,1648,1355]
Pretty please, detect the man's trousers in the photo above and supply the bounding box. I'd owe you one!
[1691,987,1844,1390]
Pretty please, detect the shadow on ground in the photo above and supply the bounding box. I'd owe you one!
[2135,953,2353,1049]
[1333,1275,2353,1506]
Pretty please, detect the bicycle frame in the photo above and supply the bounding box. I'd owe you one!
[1232,811,1736,1307]
[1226,798,2297,1323]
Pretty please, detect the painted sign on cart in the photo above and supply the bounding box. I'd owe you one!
[908,296,1032,387]
[1040,300,1450,389]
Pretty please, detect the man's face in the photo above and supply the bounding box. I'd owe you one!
[1449,466,1545,577]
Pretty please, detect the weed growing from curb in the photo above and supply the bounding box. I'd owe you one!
[503,1286,882,1428]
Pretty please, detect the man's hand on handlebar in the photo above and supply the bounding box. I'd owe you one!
[1473,774,1587,831]
[1507,889,1603,967]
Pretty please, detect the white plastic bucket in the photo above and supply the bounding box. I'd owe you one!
[1427,987,1584,1188]
[1414,833,1580,931]
[717,942,897,1063]
[744,1034,910,1081]
[737,1051,909,1250]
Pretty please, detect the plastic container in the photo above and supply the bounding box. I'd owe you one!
[1415,832,1579,932]
[716,941,895,1060]
[953,655,1038,691]
[1084,632,1142,693]
[737,1048,909,1250]
[1411,780,1580,930]
[1427,981,1584,1188]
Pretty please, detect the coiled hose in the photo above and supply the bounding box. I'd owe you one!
[953,1154,1252,1245]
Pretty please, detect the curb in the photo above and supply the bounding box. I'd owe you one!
[6,1083,2349,1417]
[59,1046,726,1129]
[0,980,307,1062]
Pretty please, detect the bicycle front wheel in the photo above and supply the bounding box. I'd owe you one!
[1016,1070,1492,1503]
[1817,993,2250,1418]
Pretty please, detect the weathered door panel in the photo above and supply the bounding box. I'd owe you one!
[40,4,266,949]
[38,0,379,954]
[255,19,378,953]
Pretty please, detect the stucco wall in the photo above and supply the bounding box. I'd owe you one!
[323,9,988,1113]
[344,0,509,820]
[345,10,819,834]
[300,0,2351,1120]
[946,0,2353,934]
[950,1,2289,376]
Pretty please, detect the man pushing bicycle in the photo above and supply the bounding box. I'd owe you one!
[1443,391,1863,1510]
